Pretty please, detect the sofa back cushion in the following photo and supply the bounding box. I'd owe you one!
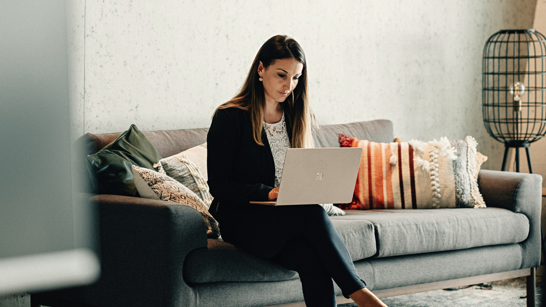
[79,119,394,155]
[80,128,209,157]
[313,119,394,148]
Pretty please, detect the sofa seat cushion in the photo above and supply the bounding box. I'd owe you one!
[340,208,529,258]
[184,219,377,284]
[329,218,377,261]
[184,239,299,284]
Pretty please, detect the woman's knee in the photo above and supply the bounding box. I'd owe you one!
[307,204,329,217]
[278,204,325,218]
[302,205,333,231]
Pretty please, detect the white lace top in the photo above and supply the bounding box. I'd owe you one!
[263,113,290,188]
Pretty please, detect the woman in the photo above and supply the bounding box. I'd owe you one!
[207,35,386,307]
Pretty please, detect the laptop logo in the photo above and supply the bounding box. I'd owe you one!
[315,173,324,180]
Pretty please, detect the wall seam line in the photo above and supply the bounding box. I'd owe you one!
[83,0,86,134]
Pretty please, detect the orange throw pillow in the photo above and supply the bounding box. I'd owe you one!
[339,134,485,210]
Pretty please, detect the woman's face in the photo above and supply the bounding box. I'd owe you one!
[258,58,303,104]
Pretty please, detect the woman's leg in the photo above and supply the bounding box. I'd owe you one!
[276,237,336,307]
[276,206,386,307]
[281,205,366,297]
[220,204,370,298]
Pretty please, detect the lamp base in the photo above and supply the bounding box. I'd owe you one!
[501,141,533,173]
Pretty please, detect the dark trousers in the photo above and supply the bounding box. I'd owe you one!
[219,204,366,307]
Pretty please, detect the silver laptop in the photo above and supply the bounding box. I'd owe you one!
[250,147,363,206]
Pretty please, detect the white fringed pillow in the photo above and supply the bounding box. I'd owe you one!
[339,134,486,210]
[449,137,487,208]
[320,204,346,216]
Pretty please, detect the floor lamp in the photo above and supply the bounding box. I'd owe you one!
[482,29,546,173]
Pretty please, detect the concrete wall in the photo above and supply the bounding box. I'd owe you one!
[67,0,537,171]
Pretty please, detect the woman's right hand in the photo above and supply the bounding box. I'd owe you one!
[268,188,279,200]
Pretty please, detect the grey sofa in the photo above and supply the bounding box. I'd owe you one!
[32,119,542,307]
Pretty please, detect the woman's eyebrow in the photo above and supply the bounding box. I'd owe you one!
[277,68,301,76]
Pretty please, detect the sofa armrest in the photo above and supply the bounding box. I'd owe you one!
[477,169,543,269]
[80,194,207,307]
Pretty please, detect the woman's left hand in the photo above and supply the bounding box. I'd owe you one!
[268,188,279,200]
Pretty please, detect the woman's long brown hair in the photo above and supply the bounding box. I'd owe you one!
[216,35,316,148]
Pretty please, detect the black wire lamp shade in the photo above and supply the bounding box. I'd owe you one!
[482,29,546,172]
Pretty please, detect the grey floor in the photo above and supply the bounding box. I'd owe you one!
[0,277,542,307]
[341,277,543,307]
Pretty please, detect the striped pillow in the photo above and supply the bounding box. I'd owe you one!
[339,134,485,210]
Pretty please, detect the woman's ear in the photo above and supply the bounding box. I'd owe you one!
[257,61,264,77]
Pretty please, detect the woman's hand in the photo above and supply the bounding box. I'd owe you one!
[268,188,279,200]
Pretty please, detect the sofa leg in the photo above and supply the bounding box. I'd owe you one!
[527,267,536,307]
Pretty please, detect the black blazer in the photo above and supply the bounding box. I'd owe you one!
[207,106,293,222]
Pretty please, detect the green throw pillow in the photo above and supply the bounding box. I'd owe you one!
[86,124,162,196]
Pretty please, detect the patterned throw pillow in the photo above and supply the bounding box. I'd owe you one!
[132,165,220,238]
[339,134,486,210]
[155,143,213,208]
